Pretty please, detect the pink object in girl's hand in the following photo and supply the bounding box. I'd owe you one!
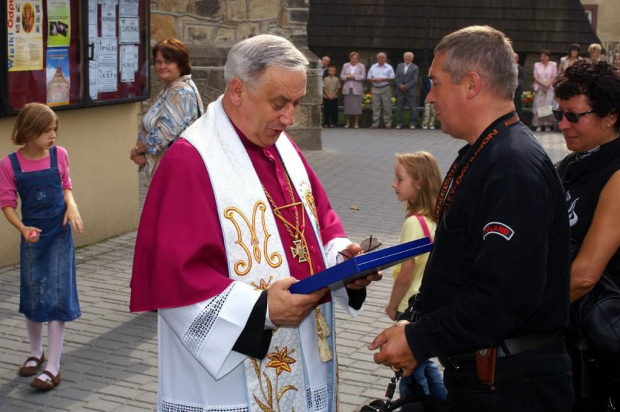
[28,230,38,239]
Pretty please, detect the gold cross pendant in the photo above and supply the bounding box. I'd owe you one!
[291,239,308,263]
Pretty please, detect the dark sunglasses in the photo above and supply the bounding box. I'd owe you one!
[338,235,383,259]
[360,235,383,253]
[552,109,595,123]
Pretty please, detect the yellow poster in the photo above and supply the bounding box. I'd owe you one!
[7,0,44,71]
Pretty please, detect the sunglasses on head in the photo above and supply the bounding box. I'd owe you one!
[552,109,595,123]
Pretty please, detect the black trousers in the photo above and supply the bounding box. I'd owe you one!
[443,337,574,412]
[323,98,339,126]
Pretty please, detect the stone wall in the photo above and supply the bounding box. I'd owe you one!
[148,0,323,149]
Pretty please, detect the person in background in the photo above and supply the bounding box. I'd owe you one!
[370,25,573,411]
[321,55,331,78]
[419,76,436,130]
[129,34,381,412]
[532,49,558,132]
[394,52,419,130]
[513,53,525,120]
[386,151,446,400]
[588,43,603,64]
[340,51,366,129]
[0,103,84,391]
[322,66,341,128]
[559,43,582,76]
[612,52,620,70]
[129,38,204,184]
[368,52,395,129]
[554,59,620,411]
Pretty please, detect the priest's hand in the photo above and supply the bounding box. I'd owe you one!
[339,243,383,290]
[267,277,328,326]
[339,242,362,259]
[346,271,382,290]
[369,323,417,377]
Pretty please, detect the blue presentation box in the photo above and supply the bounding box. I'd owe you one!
[289,237,433,294]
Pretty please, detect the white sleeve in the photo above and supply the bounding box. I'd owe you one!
[159,281,262,379]
[323,237,364,317]
[323,237,352,269]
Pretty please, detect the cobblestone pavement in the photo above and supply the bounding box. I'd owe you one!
[0,128,568,411]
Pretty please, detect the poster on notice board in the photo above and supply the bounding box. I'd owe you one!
[47,0,71,47]
[46,47,71,106]
[7,0,44,71]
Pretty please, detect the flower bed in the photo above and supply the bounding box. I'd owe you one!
[522,91,534,108]
[362,92,396,108]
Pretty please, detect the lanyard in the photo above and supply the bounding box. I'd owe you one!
[435,113,520,224]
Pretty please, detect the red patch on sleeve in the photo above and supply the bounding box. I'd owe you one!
[482,222,514,241]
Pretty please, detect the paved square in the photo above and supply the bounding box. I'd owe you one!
[0,127,568,411]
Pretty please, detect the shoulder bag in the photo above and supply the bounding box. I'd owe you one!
[569,237,620,380]
[571,272,620,367]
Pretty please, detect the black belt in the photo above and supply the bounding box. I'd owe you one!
[372,85,390,88]
[438,332,558,369]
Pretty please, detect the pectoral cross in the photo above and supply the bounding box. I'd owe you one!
[291,239,308,263]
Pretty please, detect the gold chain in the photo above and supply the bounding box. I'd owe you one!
[263,170,312,269]
[263,168,331,361]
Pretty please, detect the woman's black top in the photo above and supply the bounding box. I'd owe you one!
[556,137,620,284]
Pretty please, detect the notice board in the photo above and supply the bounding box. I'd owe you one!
[2,0,149,116]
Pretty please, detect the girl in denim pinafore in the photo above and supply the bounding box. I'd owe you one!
[10,146,81,322]
[0,103,83,391]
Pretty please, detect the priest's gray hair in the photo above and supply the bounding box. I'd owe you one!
[224,34,308,90]
[435,25,517,101]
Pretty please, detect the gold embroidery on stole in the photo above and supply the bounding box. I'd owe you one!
[250,346,299,412]
[224,201,282,276]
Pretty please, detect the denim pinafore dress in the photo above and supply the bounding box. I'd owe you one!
[9,147,81,322]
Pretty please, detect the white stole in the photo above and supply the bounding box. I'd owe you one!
[182,95,336,412]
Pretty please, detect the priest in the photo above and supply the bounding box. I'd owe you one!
[130,34,381,412]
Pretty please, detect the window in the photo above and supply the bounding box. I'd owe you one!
[583,4,598,33]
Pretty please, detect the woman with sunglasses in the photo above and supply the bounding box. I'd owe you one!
[554,59,620,411]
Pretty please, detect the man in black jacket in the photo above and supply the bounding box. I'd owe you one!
[370,26,574,411]
[513,52,525,119]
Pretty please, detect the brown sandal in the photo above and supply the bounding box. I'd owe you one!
[30,370,61,391]
[18,353,45,377]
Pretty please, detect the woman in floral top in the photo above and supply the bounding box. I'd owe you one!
[130,38,204,182]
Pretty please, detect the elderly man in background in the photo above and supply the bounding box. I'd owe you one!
[367,52,395,128]
[394,52,419,129]
[321,55,331,78]
[130,34,380,412]
[370,25,573,411]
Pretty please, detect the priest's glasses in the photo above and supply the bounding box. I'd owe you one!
[360,235,383,253]
[338,235,382,260]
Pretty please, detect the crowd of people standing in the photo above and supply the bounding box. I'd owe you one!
[322,42,618,133]
[322,50,434,130]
